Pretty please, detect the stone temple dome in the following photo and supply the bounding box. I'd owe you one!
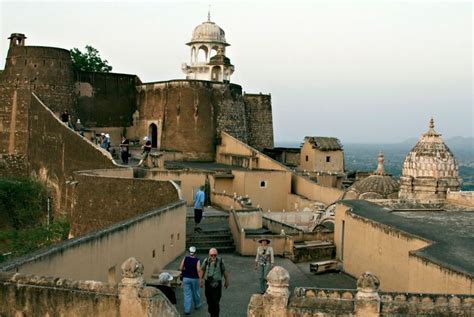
[399,118,461,200]
[187,14,229,46]
[344,152,400,200]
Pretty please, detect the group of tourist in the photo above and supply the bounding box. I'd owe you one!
[179,246,229,317]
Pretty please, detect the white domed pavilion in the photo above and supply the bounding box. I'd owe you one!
[182,12,234,82]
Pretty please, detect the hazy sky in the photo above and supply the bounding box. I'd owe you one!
[1,0,472,144]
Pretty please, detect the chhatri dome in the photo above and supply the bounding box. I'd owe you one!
[344,152,400,200]
[399,118,461,200]
[182,11,234,82]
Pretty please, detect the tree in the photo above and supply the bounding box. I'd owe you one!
[70,45,113,72]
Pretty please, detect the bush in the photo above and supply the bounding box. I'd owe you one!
[0,177,47,230]
[0,219,70,263]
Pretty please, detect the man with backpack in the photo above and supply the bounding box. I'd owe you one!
[200,248,229,317]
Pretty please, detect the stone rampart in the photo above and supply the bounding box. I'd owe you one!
[28,93,116,216]
[0,258,179,317]
[70,169,180,236]
[136,80,247,160]
[2,45,75,114]
[244,93,274,150]
[75,71,140,127]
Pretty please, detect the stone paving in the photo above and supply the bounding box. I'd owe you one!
[164,207,356,316]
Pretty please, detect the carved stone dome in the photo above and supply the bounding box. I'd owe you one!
[188,20,228,46]
[344,152,399,199]
[402,118,458,179]
[399,118,461,200]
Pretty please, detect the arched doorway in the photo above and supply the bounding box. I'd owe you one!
[148,123,158,148]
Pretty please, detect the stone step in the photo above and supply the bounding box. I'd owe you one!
[187,236,234,243]
[191,246,235,254]
[186,240,235,248]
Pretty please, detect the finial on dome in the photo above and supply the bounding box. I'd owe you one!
[374,151,384,175]
[425,117,440,137]
[208,5,211,22]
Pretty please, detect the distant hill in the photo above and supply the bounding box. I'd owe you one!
[275,137,473,191]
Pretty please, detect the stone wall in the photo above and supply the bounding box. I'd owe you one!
[70,169,180,236]
[0,258,179,317]
[248,269,474,317]
[136,80,248,160]
[0,153,28,176]
[74,71,140,127]
[28,93,116,215]
[0,200,186,283]
[244,93,274,150]
[447,191,474,207]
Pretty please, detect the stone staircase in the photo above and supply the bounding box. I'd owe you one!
[186,208,235,254]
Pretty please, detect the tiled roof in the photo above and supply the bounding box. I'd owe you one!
[304,137,342,151]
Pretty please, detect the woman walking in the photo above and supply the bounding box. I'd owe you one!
[254,238,274,294]
[179,246,202,315]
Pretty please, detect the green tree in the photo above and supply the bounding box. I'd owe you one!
[70,45,113,72]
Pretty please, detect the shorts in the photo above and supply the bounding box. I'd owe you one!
[141,151,150,160]
[194,209,203,224]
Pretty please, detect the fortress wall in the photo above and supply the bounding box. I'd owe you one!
[137,80,247,160]
[0,46,76,171]
[2,46,75,114]
[244,93,274,150]
[70,171,180,236]
[74,71,139,127]
[28,94,116,216]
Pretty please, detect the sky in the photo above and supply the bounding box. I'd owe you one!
[0,0,472,144]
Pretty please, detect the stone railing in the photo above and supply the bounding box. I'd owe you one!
[0,258,179,317]
[211,190,254,210]
[248,269,474,317]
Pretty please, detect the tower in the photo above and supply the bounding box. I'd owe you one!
[182,12,234,82]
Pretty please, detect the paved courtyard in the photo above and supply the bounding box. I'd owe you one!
[164,252,356,316]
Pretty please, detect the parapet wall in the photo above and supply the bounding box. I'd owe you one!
[0,258,180,317]
[244,93,274,150]
[0,199,186,283]
[248,268,474,317]
[447,191,474,207]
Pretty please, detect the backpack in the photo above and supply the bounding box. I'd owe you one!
[202,256,224,285]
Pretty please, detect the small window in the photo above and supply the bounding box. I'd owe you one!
[152,249,156,258]
[171,234,174,247]
[326,156,331,163]
[162,244,165,252]
[177,233,180,240]
[260,181,267,188]
[305,155,309,162]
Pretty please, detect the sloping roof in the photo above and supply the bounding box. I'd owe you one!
[304,137,342,151]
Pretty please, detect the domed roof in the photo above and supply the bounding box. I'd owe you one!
[187,14,229,46]
[402,118,459,179]
[345,152,399,199]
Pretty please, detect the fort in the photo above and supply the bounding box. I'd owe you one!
[0,13,472,317]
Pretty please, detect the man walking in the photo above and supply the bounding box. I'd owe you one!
[201,248,229,317]
[193,186,205,232]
